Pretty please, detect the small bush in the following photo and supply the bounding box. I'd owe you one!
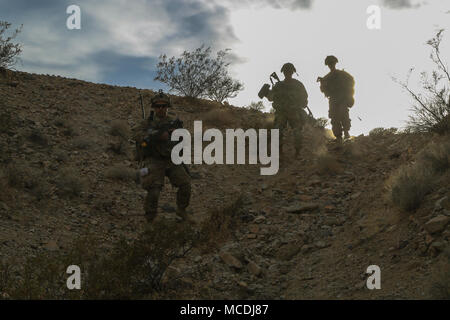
[72,137,92,150]
[245,101,265,112]
[105,166,134,181]
[389,163,435,212]
[199,197,244,252]
[107,140,128,155]
[109,120,130,140]
[203,108,234,127]
[0,21,22,69]
[419,140,450,173]
[369,127,398,138]
[56,168,85,198]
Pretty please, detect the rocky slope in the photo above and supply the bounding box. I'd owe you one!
[0,70,449,299]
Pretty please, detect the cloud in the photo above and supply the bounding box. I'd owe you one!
[381,0,422,9]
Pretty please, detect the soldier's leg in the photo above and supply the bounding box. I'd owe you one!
[141,161,166,223]
[167,165,191,220]
[288,111,305,157]
[329,100,342,142]
[273,112,287,154]
[341,107,351,139]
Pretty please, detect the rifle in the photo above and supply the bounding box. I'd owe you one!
[139,91,146,120]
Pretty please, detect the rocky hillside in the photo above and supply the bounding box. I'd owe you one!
[0,70,449,299]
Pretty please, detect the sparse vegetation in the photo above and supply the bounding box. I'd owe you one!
[72,137,92,150]
[388,137,450,212]
[109,120,129,139]
[0,21,22,69]
[369,127,398,138]
[56,168,85,198]
[245,101,265,112]
[105,166,135,181]
[316,153,342,175]
[27,129,48,146]
[155,45,243,102]
[0,221,197,299]
[395,29,450,134]
[203,108,234,127]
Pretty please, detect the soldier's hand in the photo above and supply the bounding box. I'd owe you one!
[160,131,169,141]
[316,77,322,83]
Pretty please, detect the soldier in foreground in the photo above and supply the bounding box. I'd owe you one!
[133,90,192,224]
[260,62,309,158]
[317,55,355,143]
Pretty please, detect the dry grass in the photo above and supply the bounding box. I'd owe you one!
[105,166,135,182]
[198,197,244,253]
[72,137,92,150]
[203,108,234,128]
[56,168,85,198]
[419,139,450,173]
[387,162,435,212]
[109,120,130,139]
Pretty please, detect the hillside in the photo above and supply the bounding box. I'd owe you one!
[0,70,449,299]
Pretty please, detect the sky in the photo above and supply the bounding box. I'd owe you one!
[1,0,449,135]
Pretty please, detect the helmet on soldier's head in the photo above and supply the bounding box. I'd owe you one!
[281,62,296,74]
[325,55,338,66]
[150,89,171,108]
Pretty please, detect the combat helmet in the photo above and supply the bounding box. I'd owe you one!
[325,55,338,66]
[281,62,296,74]
[150,89,172,108]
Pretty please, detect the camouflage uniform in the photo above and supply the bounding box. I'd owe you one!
[134,114,191,223]
[319,57,354,141]
[267,78,308,155]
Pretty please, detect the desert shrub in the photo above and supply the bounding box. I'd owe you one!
[389,162,435,212]
[72,137,92,150]
[107,140,128,155]
[54,149,68,162]
[109,120,129,139]
[246,101,265,112]
[0,21,22,69]
[369,127,398,138]
[203,108,234,127]
[155,45,243,102]
[105,166,134,181]
[56,168,85,198]
[0,221,197,299]
[199,197,244,252]
[395,30,450,134]
[419,140,450,173]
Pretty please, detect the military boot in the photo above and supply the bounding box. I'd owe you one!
[344,131,350,140]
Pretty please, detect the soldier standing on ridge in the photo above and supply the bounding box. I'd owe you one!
[265,62,309,158]
[133,90,192,224]
[317,55,355,143]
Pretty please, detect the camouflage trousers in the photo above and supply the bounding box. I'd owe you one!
[273,109,305,154]
[329,99,351,139]
[141,159,191,222]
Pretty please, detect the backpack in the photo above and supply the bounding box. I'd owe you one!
[338,70,355,108]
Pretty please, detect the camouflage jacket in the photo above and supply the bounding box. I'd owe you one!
[133,114,179,162]
[267,78,308,113]
[320,69,355,102]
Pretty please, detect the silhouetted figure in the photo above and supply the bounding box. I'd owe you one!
[318,56,355,143]
[265,63,308,157]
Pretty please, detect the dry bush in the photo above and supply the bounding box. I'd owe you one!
[419,140,450,173]
[56,168,85,198]
[369,127,398,139]
[54,118,75,137]
[107,140,128,155]
[109,120,130,139]
[198,197,244,252]
[0,222,197,299]
[105,166,134,181]
[72,137,92,150]
[388,162,435,212]
[203,108,234,128]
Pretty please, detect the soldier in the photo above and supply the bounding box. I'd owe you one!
[133,90,192,224]
[318,55,355,143]
[265,62,309,158]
